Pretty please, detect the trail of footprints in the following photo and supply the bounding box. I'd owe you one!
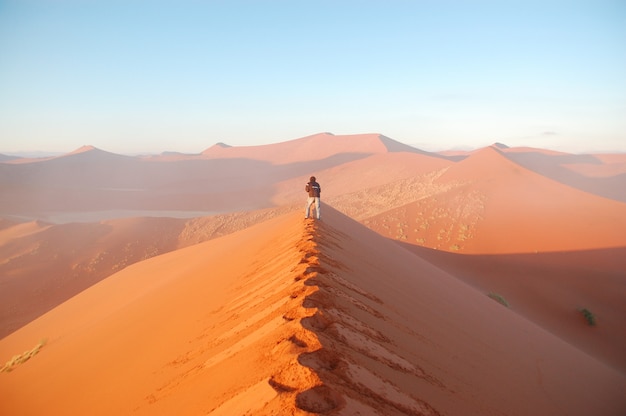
[157,219,441,414]
[275,219,441,415]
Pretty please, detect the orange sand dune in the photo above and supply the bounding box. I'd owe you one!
[1,134,429,218]
[0,207,295,338]
[0,217,185,338]
[364,145,626,253]
[502,147,626,202]
[0,146,279,216]
[1,207,624,415]
[272,151,453,207]
[402,243,626,373]
[201,132,423,164]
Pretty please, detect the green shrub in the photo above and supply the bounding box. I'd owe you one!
[488,292,509,308]
[579,308,596,326]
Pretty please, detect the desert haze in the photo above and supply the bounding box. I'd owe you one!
[1,133,625,415]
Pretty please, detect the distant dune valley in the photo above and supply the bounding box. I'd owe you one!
[1,133,625,415]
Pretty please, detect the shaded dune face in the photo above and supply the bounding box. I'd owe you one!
[400,243,626,374]
[1,209,624,416]
[501,148,626,202]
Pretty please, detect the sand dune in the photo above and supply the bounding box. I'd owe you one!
[363,145,626,253]
[0,133,425,219]
[502,147,626,202]
[1,208,624,415]
[0,146,279,217]
[0,217,185,338]
[1,134,625,415]
[0,206,295,338]
[403,243,626,373]
[272,151,453,208]
[201,132,424,164]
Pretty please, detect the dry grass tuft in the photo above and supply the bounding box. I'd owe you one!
[488,292,509,308]
[1,339,47,373]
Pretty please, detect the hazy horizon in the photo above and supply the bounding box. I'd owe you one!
[1,1,625,154]
[2,131,625,157]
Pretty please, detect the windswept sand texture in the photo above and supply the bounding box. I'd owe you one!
[1,133,626,414]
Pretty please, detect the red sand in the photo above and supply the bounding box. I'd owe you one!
[0,207,295,338]
[201,132,409,164]
[1,208,624,415]
[1,135,625,415]
[363,146,626,253]
[403,244,626,373]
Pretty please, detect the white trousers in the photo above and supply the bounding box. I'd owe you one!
[305,197,320,219]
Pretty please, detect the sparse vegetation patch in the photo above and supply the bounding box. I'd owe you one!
[578,308,596,326]
[488,292,509,308]
[1,339,47,373]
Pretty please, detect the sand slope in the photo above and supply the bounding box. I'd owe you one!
[403,243,626,373]
[363,146,626,253]
[201,132,424,164]
[0,207,296,338]
[1,207,624,415]
[0,133,427,219]
[0,146,278,216]
[272,151,453,208]
[502,147,626,202]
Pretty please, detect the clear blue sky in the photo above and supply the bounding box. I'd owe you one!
[1,0,624,154]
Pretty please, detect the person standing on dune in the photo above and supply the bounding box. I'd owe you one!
[305,176,321,220]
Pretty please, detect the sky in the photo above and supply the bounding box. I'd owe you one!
[0,0,625,154]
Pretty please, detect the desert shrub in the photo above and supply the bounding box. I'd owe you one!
[488,292,509,308]
[579,308,596,326]
[1,339,47,373]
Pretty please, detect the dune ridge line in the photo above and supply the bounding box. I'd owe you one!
[268,218,441,415]
[267,218,345,414]
[204,217,341,415]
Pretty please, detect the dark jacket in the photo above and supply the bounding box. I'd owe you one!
[305,181,321,197]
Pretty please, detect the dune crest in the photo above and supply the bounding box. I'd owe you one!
[201,132,414,164]
[68,145,98,155]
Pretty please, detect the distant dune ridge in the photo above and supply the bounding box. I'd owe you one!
[1,132,625,415]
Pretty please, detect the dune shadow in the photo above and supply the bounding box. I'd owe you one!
[504,151,626,202]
